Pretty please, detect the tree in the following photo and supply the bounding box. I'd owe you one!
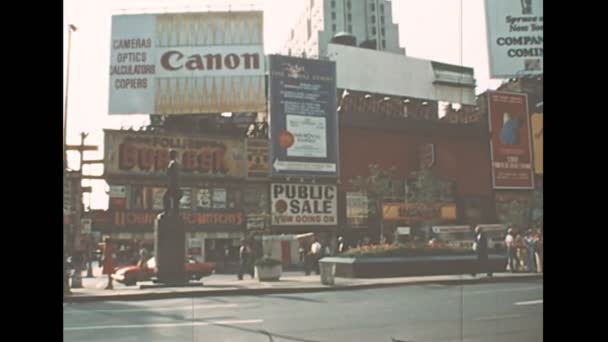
[407,168,443,204]
[498,199,530,232]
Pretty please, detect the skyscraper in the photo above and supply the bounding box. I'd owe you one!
[281,0,405,59]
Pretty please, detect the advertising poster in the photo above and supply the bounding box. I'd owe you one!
[109,11,265,114]
[245,139,270,178]
[485,0,543,78]
[104,130,246,179]
[197,188,212,209]
[346,192,369,228]
[150,187,165,210]
[271,183,337,226]
[487,91,534,189]
[180,188,192,209]
[531,112,543,175]
[383,203,457,223]
[268,55,338,177]
[212,188,227,209]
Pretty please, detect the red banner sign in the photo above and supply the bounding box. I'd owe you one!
[487,91,534,189]
[113,210,245,227]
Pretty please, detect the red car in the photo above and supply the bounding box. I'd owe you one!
[112,257,215,286]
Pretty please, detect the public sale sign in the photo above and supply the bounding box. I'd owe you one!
[271,183,337,226]
[487,91,534,189]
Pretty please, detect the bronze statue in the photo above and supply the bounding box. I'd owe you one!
[163,150,183,215]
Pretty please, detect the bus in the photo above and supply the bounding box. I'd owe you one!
[430,225,474,249]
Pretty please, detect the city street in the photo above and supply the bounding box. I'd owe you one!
[64,279,542,342]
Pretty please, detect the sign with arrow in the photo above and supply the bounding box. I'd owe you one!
[268,55,338,177]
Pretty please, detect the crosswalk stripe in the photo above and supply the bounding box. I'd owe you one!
[64,319,263,331]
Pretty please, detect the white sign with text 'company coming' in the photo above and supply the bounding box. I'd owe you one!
[485,0,543,78]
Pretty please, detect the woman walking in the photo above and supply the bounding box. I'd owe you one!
[101,237,116,290]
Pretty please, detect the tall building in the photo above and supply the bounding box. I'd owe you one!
[282,0,405,59]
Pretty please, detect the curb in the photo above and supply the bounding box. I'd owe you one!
[63,274,542,303]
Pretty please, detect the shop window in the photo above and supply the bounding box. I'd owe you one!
[212,188,227,209]
[129,185,144,210]
[227,189,241,209]
[197,188,212,209]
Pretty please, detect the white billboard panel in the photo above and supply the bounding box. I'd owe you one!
[485,0,543,78]
[109,11,265,114]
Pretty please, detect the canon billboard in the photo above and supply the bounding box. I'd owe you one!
[108,11,265,114]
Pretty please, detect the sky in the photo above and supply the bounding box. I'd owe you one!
[64,0,503,210]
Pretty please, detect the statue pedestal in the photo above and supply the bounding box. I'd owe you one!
[154,212,186,285]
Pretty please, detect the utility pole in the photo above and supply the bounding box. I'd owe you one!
[66,132,98,289]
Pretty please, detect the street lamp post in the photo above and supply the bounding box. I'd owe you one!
[64,24,79,291]
[64,24,77,162]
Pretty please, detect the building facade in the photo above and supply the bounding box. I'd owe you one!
[338,106,495,246]
[282,0,405,59]
[94,128,271,270]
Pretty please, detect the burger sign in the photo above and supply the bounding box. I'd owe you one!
[271,183,337,226]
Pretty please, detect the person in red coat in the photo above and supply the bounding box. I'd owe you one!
[102,237,115,290]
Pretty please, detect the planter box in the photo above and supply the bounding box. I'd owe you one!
[255,265,282,281]
[321,255,507,278]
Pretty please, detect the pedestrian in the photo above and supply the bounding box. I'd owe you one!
[337,236,346,254]
[505,228,519,273]
[101,237,116,290]
[238,240,254,280]
[310,238,322,275]
[524,229,537,273]
[514,233,527,272]
[533,230,543,273]
[299,245,305,263]
[137,244,150,268]
[302,242,312,275]
[472,226,492,277]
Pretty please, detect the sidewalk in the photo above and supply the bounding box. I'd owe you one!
[64,266,542,303]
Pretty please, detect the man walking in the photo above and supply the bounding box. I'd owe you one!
[310,238,322,275]
[472,226,492,277]
[238,240,254,280]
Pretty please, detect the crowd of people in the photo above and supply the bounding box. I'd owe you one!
[505,228,543,273]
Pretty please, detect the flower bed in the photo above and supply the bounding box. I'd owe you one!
[340,243,475,258]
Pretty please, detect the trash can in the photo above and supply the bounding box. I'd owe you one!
[319,261,335,285]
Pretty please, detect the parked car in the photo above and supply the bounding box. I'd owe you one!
[112,257,215,286]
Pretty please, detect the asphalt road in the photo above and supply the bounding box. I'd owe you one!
[63,279,543,342]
